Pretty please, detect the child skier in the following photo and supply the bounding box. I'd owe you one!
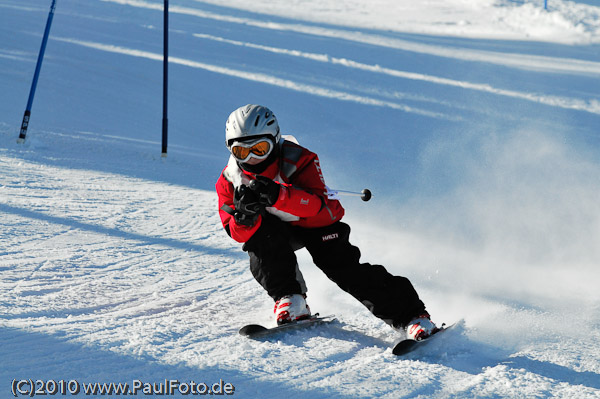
[216,104,438,340]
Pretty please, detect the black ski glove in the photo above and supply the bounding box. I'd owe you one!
[233,185,262,226]
[249,176,281,206]
[234,211,258,227]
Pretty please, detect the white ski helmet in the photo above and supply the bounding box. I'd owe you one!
[225,104,280,149]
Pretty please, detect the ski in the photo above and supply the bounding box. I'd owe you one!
[392,323,454,356]
[239,314,336,338]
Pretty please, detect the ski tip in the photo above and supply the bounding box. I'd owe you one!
[239,324,268,337]
[392,320,458,356]
[392,339,418,356]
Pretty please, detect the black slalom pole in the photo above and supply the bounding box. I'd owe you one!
[161,0,169,157]
[17,0,57,144]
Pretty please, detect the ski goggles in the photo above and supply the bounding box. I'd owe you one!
[230,138,273,162]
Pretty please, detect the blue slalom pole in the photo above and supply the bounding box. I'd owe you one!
[544,0,548,10]
[161,0,169,157]
[18,0,57,143]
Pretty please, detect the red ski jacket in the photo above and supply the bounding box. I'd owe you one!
[216,139,345,243]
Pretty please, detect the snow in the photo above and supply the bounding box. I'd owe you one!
[1,0,599,397]
[194,0,600,45]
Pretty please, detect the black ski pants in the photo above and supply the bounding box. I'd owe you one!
[242,215,426,329]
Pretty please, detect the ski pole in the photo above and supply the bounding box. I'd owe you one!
[326,188,372,202]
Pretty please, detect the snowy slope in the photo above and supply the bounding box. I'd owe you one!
[1,0,600,397]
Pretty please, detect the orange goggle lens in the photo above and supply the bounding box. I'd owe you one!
[231,140,272,161]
